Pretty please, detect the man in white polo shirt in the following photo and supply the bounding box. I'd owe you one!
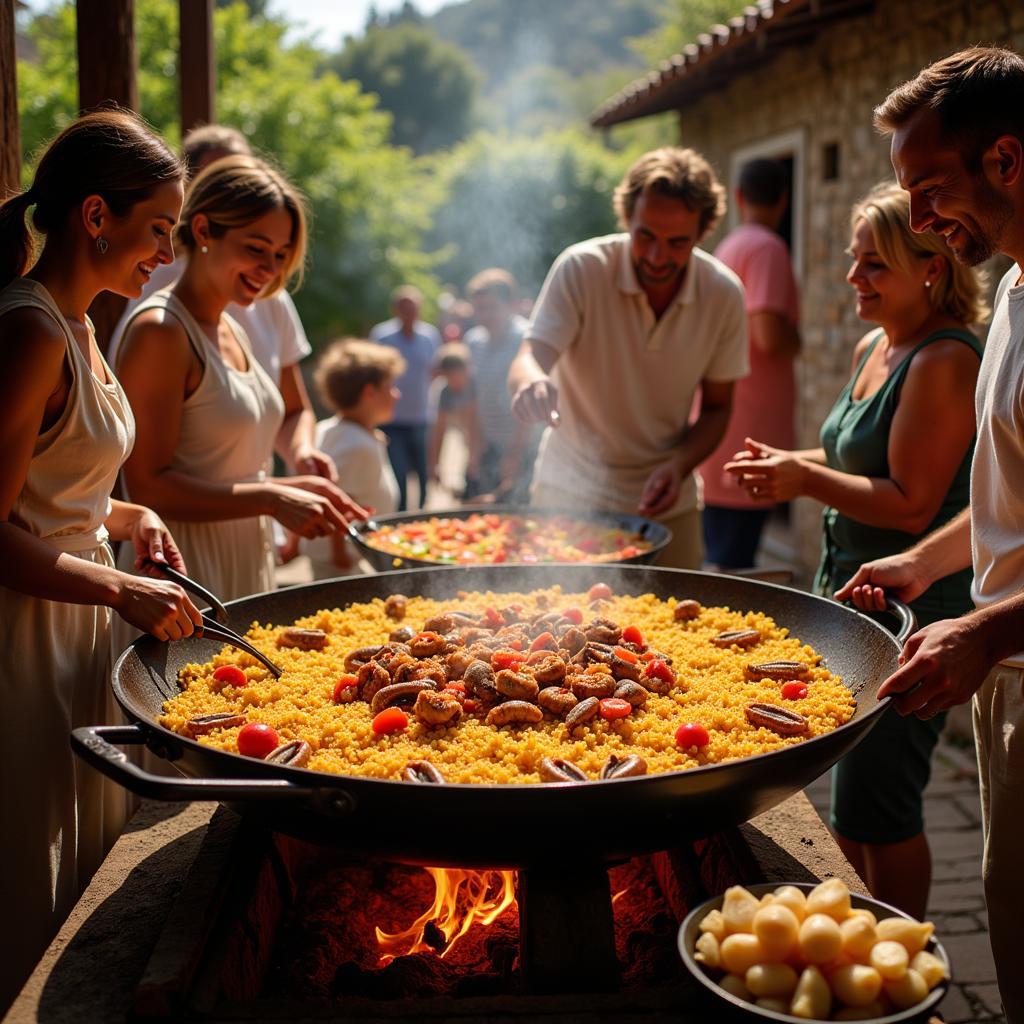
[508,146,748,567]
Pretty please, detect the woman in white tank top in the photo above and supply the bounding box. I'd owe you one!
[112,156,366,615]
[0,111,202,1015]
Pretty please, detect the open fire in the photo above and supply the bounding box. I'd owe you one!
[375,868,518,962]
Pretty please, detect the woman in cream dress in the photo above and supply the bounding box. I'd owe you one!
[112,157,366,630]
[0,112,201,1014]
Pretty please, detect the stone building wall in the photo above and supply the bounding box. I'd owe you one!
[673,0,1023,580]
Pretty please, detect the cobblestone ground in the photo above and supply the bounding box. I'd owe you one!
[804,732,1003,1023]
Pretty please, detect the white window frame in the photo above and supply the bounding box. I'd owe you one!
[728,127,806,282]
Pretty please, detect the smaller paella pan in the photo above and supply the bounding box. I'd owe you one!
[347,505,672,570]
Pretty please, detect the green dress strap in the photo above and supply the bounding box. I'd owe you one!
[814,326,981,626]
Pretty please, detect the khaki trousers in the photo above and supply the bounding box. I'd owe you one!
[530,482,704,571]
[973,663,1024,1024]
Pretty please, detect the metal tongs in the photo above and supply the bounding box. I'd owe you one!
[142,559,283,678]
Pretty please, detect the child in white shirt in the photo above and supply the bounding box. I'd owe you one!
[305,339,403,577]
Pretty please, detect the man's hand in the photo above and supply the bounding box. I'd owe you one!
[877,613,995,718]
[638,458,684,517]
[511,377,560,428]
[833,552,932,611]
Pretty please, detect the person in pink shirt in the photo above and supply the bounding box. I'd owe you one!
[699,159,801,568]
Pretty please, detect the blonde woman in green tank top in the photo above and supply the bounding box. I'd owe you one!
[724,183,988,920]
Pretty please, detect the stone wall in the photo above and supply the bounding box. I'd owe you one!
[676,0,1022,579]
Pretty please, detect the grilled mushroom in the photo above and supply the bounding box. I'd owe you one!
[370,680,437,714]
[744,660,810,681]
[182,712,246,739]
[266,740,312,768]
[404,760,445,784]
[600,754,647,779]
[538,756,588,783]
[711,629,761,649]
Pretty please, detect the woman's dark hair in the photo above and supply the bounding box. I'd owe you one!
[0,108,182,289]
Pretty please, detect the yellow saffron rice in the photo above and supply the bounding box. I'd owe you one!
[162,586,856,784]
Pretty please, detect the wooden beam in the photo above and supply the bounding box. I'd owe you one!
[75,0,138,353]
[179,0,214,132]
[76,0,138,112]
[0,0,20,196]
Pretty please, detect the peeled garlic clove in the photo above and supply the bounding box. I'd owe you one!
[719,973,753,1001]
[745,962,799,998]
[694,931,720,968]
[839,914,878,962]
[789,965,832,1019]
[753,903,801,962]
[720,933,766,975]
[884,966,929,1009]
[798,912,843,964]
[805,877,852,922]
[722,885,761,934]
[910,950,949,990]
[755,997,790,1013]
[698,907,727,941]
[772,884,808,921]
[847,907,877,926]
[830,963,883,1007]
[870,939,909,980]
[875,916,934,955]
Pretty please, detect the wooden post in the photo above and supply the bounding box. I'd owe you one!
[75,0,138,352]
[179,0,215,133]
[0,0,20,197]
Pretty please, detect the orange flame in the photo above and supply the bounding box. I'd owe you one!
[611,886,630,906]
[376,868,518,963]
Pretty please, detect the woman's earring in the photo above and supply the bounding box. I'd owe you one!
[925,280,932,288]
[200,245,209,254]
[96,237,108,255]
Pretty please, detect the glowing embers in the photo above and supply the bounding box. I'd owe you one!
[375,868,518,963]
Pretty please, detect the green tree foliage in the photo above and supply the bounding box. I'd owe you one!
[15,0,438,342]
[425,129,628,296]
[327,23,479,154]
[628,0,744,65]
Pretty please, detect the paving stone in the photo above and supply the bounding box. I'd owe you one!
[933,859,978,883]
[965,983,1004,1019]
[940,983,979,1022]
[943,932,999,984]
[929,878,986,914]
[927,828,985,861]
[925,797,975,829]
[934,912,985,934]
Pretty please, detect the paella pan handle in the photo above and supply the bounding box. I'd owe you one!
[70,724,356,814]
[841,596,916,647]
[885,596,916,646]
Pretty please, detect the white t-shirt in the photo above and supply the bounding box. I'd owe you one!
[524,234,748,518]
[971,265,1024,666]
[108,257,311,385]
[304,417,400,570]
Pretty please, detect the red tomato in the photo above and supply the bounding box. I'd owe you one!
[443,682,467,696]
[613,646,639,665]
[482,606,505,628]
[781,681,809,700]
[640,651,656,662]
[599,698,632,720]
[484,514,501,529]
[645,659,676,684]
[372,708,408,735]
[530,631,556,653]
[621,625,645,646]
[562,607,583,625]
[213,665,247,688]
[620,546,641,559]
[675,723,710,749]
[588,583,613,601]
[507,639,523,651]
[237,722,279,759]
[492,548,508,563]
[463,698,480,713]
[492,649,528,670]
[332,675,359,702]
